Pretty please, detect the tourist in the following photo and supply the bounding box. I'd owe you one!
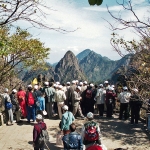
[81,112,101,149]
[96,84,106,118]
[118,86,131,120]
[55,85,66,119]
[26,85,36,123]
[33,114,47,150]
[10,89,21,123]
[62,123,83,150]
[106,87,116,118]
[129,88,143,125]
[84,84,95,114]
[17,86,27,118]
[60,105,75,135]
[65,81,71,106]
[73,86,85,119]
[1,88,14,125]
[43,82,55,118]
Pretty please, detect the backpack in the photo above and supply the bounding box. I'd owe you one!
[38,124,49,146]
[86,89,92,99]
[84,121,99,142]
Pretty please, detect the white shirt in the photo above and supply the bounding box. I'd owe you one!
[96,88,106,104]
[118,91,131,103]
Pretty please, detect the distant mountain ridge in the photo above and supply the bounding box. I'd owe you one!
[19,49,131,83]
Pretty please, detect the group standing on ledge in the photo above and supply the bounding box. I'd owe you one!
[0,80,143,150]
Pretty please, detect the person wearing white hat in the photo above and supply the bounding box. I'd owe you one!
[72,86,84,119]
[43,82,56,119]
[33,114,47,149]
[96,84,106,118]
[130,88,143,125]
[118,86,131,120]
[60,105,75,135]
[10,89,22,123]
[105,87,116,118]
[81,112,101,148]
[55,84,66,119]
[84,84,94,114]
[0,88,14,125]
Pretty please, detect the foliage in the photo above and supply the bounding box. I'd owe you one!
[88,0,103,6]
[108,0,150,106]
[0,27,49,86]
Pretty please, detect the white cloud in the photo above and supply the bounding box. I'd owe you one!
[83,5,124,12]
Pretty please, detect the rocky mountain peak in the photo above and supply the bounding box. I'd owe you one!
[55,50,86,82]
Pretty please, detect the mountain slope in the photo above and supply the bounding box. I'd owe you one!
[76,49,92,62]
[55,50,86,83]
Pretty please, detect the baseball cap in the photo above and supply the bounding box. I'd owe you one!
[62,105,68,111]
[87,112,94,119]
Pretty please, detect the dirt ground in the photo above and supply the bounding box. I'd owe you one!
[47,113,150,150]
[0,113,150,150]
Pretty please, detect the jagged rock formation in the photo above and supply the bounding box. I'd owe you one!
[55,50,86,83]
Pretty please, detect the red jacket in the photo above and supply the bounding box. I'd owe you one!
[106,91,116,104]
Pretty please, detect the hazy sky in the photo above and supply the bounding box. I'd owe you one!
[20,0,147,63]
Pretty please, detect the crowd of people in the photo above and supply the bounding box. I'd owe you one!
[0,79,143,150]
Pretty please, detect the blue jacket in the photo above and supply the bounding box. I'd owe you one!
[61,111,75,130]
[36,96,45,111]
[62,132,83,150]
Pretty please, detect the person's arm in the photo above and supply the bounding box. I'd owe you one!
[78,136,83,150]
[81,126,85,141]
[33,126,38,143]
[61,116,65,130]
[42,98,45,111]
[63,92,66,101]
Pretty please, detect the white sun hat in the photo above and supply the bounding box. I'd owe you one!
[109,87,114,91]
[132,88,138,93]
[77,86,81,91]
[99,84,103,87]
[67,82,70,85]
[79,82,83,86]
[43,110,47,116]
[123,86,128,90]
[28,84,32,88]
[104,81,109,84]
[90,83,94,87]
[36,114,43,120]
[34,85,38,90]
[84,81,87,84]
[12,89,17,93]
[62,105,68,111]
[44,82,49,86]
[87,112,94,119]
[72,80,76,84]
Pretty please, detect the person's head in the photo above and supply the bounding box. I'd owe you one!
[36,114,43,122]
[62,105,68,113]
[79,82,83,86]
[83,81,87,86]
[58,85,63,90]
[66,82,70,86]
[89,83,94,89]
[109,87,114,92]
[132,88,138,94]
[19,86,23,91]
[49,82,53,87]
[34,85,38,90]
[99,84,103,88]
[123,86,128,91]
[27,85,32,91]
[94,84,98,89]
[70,123,76,132]
[76,86,81,93]
[44,81,49,87]
[4,88,8,93]
[72,80,76,85]
[104,81,109,86]
[87,112,94,121]
[12,89,17,94]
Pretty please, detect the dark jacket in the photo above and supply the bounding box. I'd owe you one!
[62,132,83,150]
[129,94,143,108]
[33,122,47,143]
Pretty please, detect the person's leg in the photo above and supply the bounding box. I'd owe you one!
[57,102,64,119]
[7,109,13,124]
[46,103,50,118]
[77,103,84,117]
[31,106,36,122]
[15,111,21,122]
[106,104,109,117]
[73,103,78,116]
[119,103,124,119]
[130,106,134,124]
[135,106,140,124]
[49,102,53,117]
[124,103,129,120]
[27,106,31,122]
[101,104,104,116]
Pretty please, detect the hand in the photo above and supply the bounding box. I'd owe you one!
[80,97,82,100]
[33,143,35,147]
